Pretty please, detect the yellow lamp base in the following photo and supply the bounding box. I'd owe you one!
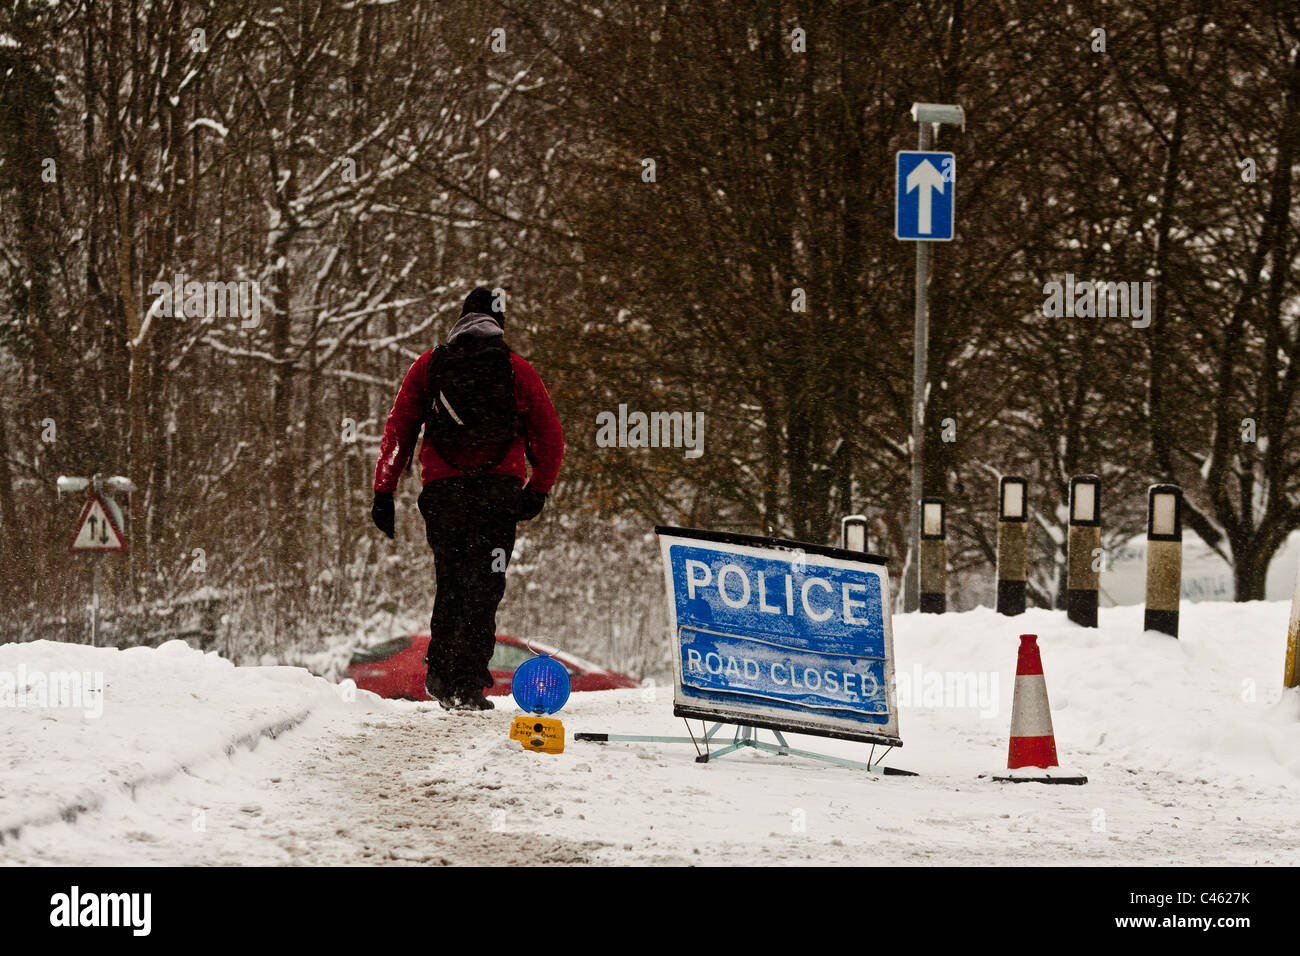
[509,715,565,754]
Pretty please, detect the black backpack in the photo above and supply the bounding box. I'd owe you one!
[424,337,519,474]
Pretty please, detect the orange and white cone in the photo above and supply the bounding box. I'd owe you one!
[991,634,1087,785]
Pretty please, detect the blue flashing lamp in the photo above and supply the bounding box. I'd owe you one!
[511,654,571,715]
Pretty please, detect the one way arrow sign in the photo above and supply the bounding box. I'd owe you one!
[69,491,127,553]
[895,151,955,241]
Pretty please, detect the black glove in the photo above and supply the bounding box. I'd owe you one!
[517,486,547,521]
[371,491,395,539]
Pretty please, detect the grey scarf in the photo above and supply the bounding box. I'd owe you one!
[447,312,505,344]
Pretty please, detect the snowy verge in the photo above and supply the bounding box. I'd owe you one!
[890,601,1300,786]
[0,638,382,842]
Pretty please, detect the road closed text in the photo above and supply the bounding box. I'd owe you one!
[682,646,881,701]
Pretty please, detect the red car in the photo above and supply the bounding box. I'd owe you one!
[347,633,640,701]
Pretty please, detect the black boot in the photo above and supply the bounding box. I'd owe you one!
[425,668,462,710]
[454,688,495,712]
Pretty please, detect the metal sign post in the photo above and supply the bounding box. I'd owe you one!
[897,103,962,611]
[91,556,103,647]
[908,148,930,615]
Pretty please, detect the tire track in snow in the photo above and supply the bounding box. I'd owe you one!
[4,704,608,866]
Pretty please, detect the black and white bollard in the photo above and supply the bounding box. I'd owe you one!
[996,476,1029,616]
[919,497,946,614]
[1144,484,1182,637]
[841,514,869,553]
[1066,475,1100,628]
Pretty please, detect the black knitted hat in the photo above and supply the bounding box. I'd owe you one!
[461,286,505,328]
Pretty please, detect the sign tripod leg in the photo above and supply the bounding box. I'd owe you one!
[684,719,720,760]
[575,722,728,751]
[577,722,914,775]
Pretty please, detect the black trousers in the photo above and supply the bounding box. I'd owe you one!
[417,476,520,692]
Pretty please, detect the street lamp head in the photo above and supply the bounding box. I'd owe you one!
[56,476,89,495]
[910,102,965,130]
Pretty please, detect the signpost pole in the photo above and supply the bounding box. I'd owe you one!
[898,103,962,610]
[91,555,102,647]
[90,472,101,647]
[906,119,932,614]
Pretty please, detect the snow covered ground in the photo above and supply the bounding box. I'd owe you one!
[3,600,1298,866]
[0,639,344,842]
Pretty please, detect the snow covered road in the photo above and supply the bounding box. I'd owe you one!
[6,693,1296,867]
[4,602,1299,866]
[6,705,606,866]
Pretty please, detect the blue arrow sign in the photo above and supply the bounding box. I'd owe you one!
[895,151,955,241]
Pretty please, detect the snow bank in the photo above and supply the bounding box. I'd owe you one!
[0,639,362,841]
[893,600,1300,784]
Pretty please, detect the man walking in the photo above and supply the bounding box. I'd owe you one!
[371,287,564,710]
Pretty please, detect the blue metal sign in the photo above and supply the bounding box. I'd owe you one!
[895,151,955,241]
[657,527,901,745]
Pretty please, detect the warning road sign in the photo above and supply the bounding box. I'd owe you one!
[69,491,127,553]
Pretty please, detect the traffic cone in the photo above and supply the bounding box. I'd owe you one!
[991,634,1087,785]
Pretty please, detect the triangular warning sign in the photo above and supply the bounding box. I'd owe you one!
[69,492,127,553]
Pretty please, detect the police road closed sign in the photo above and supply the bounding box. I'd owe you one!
[656,527,901,746]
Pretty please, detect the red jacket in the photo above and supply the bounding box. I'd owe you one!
[373,349,564,494]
